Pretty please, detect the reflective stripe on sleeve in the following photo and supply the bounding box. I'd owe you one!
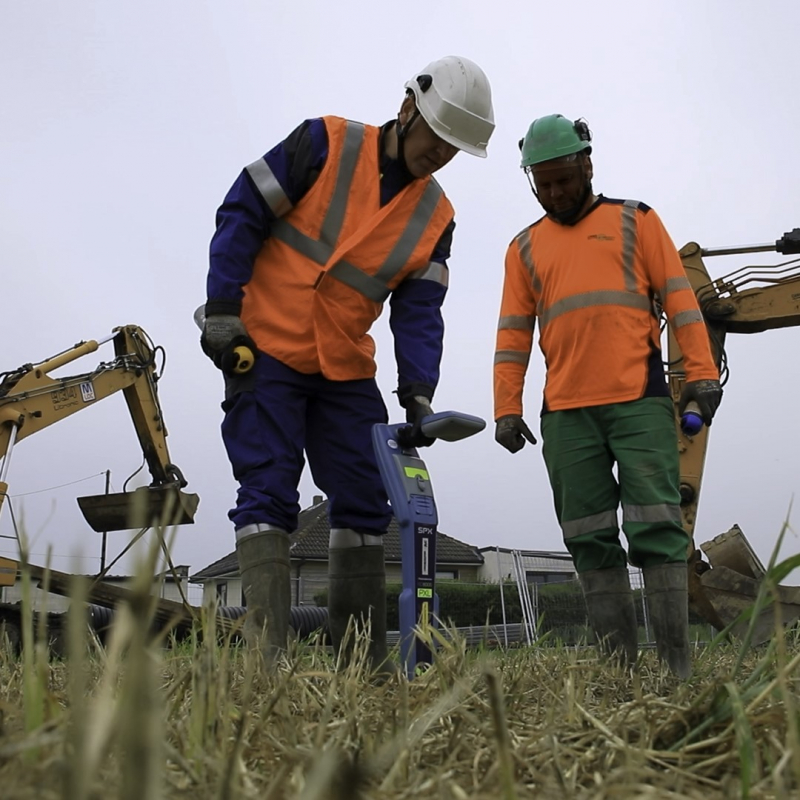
[671,309,704,328]
[494,350,530,366]
[245,159,293,217]
[662,276,692,295]
[498,315,535,331]
[406,261,449,287]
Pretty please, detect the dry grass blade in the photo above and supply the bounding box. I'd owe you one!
[65,572,91,800]
[724,681,756,797]
[118,543,167,800]
[484,666,518,800]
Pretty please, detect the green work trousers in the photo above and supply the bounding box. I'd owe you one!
[541,397,688,572]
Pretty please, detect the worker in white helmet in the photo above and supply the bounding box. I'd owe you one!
[201,56,495,674]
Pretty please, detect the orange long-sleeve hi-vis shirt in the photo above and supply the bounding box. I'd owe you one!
[493,197,718,419]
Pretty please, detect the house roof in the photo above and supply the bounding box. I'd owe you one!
[71,565,191,582]
[479,547,573,561]
[191,499,484,581]
[479,546,575,573]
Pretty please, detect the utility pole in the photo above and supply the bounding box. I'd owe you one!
[99,469,110,574]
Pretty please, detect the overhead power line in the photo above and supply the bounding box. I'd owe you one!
[6,471,110,498]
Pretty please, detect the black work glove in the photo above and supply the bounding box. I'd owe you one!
[200,314,257,375]
[397,395,435,449]
[678,379,722,426]
[495,414,536,454]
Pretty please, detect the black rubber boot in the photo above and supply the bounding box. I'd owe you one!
[579,567,639,667]
[643,562,692,678]
[235,525,291,669]
[328,544,394,677]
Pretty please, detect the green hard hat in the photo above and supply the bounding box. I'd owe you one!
[519,114,592,168]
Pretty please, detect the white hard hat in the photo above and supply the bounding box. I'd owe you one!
[404,56,495,158]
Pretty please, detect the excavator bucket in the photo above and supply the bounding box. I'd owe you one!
[688,525,800,644]
[77,485,199,532]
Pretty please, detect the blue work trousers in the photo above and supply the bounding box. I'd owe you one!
[220,352,391,534]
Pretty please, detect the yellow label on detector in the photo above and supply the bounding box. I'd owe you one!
[404,466,429,480]
[417,588,433,599]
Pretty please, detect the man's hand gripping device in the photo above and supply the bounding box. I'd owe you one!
[372,411,485,679]
[194,305,256,376]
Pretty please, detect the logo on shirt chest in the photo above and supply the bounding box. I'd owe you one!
[588,233,615,241]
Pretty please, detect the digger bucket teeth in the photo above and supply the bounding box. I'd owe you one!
[688,525,800,644]
[77,485,199,532]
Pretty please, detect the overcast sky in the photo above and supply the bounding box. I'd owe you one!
[2,1,798,584]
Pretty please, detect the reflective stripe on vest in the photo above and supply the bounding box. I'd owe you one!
[268,120,444,303]
[269,121,367,264]
[326,178,444,300]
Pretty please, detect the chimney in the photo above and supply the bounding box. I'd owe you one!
[313,495,323,505]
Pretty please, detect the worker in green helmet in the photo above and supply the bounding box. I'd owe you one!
[492,114,722,677]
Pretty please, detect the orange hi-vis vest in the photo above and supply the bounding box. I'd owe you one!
[493,198,719,418]
[241,116,455,381]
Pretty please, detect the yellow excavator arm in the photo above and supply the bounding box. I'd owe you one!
[0,325,198,532]
[666,228,800,636]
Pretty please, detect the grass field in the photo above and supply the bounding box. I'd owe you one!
[1,606,799,798]
[1,536,799,799]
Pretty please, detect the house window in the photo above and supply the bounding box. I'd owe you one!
[216,582,228,606]
[525,571,573,585]
[435,570,458,580]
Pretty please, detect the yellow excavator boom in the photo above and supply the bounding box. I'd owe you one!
[0,325,198,532]
[668,228,800,639]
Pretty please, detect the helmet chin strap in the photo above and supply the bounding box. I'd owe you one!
[395,108,420,173]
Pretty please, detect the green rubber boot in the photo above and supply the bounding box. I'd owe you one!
[328,531,394,677]
[235,524,291,669]
[579,567,639,667]
[643,562,692,678]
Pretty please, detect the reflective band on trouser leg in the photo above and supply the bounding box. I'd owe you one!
[329,528,383,548]
[608,397,689,568]
[541,407,627,572]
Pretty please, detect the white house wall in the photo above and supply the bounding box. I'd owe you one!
[479,550,576,583]
[197,562,484,609]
